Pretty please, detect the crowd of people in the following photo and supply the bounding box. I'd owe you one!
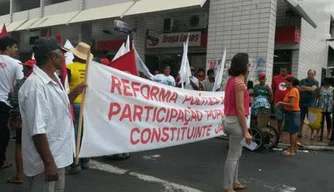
[0,35,334,192]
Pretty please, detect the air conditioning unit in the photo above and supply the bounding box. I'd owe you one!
[188,14,207,30]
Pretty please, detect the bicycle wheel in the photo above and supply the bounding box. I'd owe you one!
[248,127,263,151]
[263,125,279,149]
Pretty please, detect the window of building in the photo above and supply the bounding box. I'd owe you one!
[0,1,10,15]
[18,0,40,11]
[51,0,70,4]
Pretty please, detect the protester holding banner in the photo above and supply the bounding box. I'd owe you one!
[151,65,175,86]
[222,53,252,192]
[66,42,93,174]
[19,38,86,192]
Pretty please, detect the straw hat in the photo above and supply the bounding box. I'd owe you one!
[70,42,93,61]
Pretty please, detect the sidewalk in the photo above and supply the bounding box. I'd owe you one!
[270,118,334,151]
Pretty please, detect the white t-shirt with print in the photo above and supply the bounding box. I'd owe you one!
[0,55,23,106]
[151,74,176,86]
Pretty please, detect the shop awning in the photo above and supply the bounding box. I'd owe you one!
[69,2,134,24]
[6,20,27,32]
[122,0,207,17]
[15,18,39,31]
[29,11,79,29]
[284,0,317,28]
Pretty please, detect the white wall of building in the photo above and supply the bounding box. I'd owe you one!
[291,50,299,76]
[297,0,332,82]
[44,0,79,15]
[206,0,277,85]
[84,0,132,9]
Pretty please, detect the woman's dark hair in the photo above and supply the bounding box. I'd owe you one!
[207,68,214,76]
[0,37,17,51]
[323,78,331,85]
[196,68,205,74]
[286,77,299,86]
[162,65,170,71]
[228,53,249,76]
[73,55,86,63]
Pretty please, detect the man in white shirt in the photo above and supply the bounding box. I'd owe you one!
[202,69,215,91]
[0,37,22,170]
[151,65,176,86]
[19,38,85,192]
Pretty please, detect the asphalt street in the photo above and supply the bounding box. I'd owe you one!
[1,138,334,192]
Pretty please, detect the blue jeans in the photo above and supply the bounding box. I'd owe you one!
[71,103,89,168]
[300,101,317,122]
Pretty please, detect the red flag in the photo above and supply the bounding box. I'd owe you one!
[107,49,138,76]
[56,33,62,44]
[1,24,8,37]
[45,29,50,37]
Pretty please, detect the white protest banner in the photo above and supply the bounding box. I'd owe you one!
[81,62,225,158]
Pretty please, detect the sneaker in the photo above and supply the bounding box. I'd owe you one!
[66,166,81,175]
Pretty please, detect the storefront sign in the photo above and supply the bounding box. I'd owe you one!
[146,31,202,49]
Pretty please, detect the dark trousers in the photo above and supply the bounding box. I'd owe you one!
[322,112,332,131]
[0,102,11,166]
[331,110,334,142]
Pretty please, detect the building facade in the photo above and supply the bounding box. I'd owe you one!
[0,0,333,83]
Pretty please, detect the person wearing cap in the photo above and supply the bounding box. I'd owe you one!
[6,59,36,184]
[66,42,93,174]
[18,37,86,192]
[253,73,273,102]
[0,37,23,171]
[251,73,272,129]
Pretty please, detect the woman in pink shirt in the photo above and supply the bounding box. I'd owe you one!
[222,53,252,192]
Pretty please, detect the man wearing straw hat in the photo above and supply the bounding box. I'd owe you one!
[66,42,93,175]
[19,37,86,192]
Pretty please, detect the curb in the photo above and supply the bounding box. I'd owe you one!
[278,143,334,151]
[217,137,334,151]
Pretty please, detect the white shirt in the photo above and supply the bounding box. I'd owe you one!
[151,74,176,86]
[0,55,23,106]
[19,65,75,177]
[186,76,199,90]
